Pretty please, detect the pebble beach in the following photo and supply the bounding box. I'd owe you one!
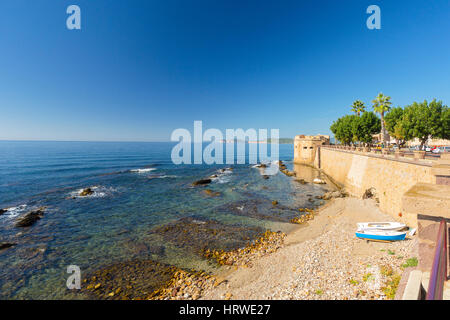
[201,197,418,300]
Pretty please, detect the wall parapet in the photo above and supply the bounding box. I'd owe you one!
[320,145,437,167]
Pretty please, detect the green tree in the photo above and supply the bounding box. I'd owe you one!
[398,99,449,148]
[351,100,366,116]
[384,107,405,146]
[351,111,381,144]
[372,93,392,144]
[330,115,357,145]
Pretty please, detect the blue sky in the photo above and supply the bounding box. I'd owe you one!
[1,0,449,141]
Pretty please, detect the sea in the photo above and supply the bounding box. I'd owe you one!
[0,141,332,299]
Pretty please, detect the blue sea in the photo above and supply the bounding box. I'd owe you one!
[0,141,332,299]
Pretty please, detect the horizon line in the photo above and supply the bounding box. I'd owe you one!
[0,138,298,143]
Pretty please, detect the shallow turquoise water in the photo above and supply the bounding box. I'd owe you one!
[0,141,331,299]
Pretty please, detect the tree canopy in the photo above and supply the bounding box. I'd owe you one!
[331,96,448,147]
[396,99,449,146]
[384,106,405,145]
[350,100,366,116]
[352,111,381,144]
[330,112,380,145]
[330,115,355,145]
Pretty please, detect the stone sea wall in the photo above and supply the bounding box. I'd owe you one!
[317,148,436,226]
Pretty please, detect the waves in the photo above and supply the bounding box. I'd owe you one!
[209,167,233,184]
[0,204,28,219]
[147,174,178,179]
[251,161,280,176]
[69,186,118,199]
[130,168,157,173]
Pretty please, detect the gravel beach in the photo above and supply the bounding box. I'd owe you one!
[201,197,418,300]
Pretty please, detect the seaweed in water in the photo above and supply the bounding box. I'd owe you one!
[82,259,177,300]
[151,216,266,254]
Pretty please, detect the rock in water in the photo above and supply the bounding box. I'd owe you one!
[0,242,16,251]
[79,188,94,197]
[313,178,326,184]
[0,208,7,215]
[15,207,45,227]
[192,179,212,186]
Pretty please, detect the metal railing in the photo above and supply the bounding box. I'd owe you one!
[321,145,441,161]
[426,220,448,300]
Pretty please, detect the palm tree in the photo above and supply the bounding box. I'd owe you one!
[372,92,392,144]
[350,100,366,116]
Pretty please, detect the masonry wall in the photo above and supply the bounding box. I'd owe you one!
[318,148,436,225]
[293,135,329,165]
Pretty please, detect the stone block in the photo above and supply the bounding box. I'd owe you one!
[402,270,423,300]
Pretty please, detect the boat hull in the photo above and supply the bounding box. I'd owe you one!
[355,232,406,241]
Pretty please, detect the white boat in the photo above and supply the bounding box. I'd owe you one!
[355,229,407,242]
[356,222,406,232]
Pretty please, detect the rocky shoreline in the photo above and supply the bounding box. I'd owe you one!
[80,163,336,300]
[1,162,337,299]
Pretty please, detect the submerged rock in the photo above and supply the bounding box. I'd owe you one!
[192,179,212,186]
[15,207,46,228]
[82,259,178,300]
[0,242,16,251]
[203,189,221,197]
[151,217,265,255]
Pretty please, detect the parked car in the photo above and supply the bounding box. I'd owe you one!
[431,147,441,154]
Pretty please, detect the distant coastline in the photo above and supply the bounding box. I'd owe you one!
[218,138,294,144]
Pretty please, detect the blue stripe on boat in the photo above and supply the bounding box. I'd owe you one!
[355,232,406,241]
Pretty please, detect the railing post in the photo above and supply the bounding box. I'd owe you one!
[426,220,448,300]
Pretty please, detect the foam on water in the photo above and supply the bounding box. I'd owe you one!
[69,186,117,199]
[210,167,233,184]
[1,204,27,218]
[130,168,157,173]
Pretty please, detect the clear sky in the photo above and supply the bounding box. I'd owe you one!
[1,0,449,141]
